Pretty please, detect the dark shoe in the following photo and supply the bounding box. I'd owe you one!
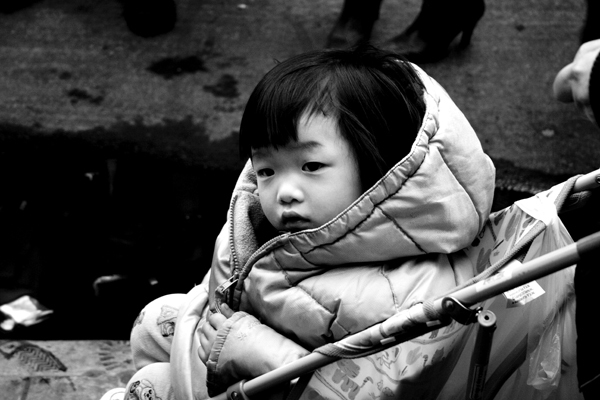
[581,0,600,43]
[122,0,177,38]
[389,0,485,63]
[0,0,39,14]
[326,0,384,48]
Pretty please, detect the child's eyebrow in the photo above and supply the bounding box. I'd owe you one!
[251,140,322,157]
[251,147,269,158]
[288,140,322,151]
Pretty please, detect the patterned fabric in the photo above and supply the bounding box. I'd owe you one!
[437,178,582,400]
[305,320,472,400]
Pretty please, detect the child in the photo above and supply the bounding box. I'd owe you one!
[102,44,495,400]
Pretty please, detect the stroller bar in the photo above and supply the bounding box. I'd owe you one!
[466,310,497,400]
[447,230,600,307]
[210,353,336,400]
[573,168,600,192]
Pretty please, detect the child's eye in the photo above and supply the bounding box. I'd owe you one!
[302,162,325,172]
[256,168,274,178]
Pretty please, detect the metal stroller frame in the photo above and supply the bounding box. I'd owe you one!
[207,169,600,400]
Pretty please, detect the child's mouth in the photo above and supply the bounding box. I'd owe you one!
[281,212,311,232]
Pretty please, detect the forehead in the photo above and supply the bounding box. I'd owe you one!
[298,112,340,140]
[252,113,343,157]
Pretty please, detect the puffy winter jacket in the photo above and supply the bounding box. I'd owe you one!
[171,65,496,399]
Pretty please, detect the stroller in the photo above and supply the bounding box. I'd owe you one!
[205,168,600,400]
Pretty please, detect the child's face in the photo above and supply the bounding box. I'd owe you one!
[252,112,363,233]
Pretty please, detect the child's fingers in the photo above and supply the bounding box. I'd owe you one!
[198,334,209,363]
[220,303,235,318]
[198,321,213,363]
[208,310,228,329]
[201,318,216,339]
[197,311,230,364]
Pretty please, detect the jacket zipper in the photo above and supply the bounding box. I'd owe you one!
[214,192,289,311]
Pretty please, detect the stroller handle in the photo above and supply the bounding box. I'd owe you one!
[450,230,600,307]
[573,168,600,192]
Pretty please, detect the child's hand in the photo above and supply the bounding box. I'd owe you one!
[198,303,234,364]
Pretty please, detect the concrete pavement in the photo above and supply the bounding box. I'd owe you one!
[0,340,135,400]
[0,0,597,186]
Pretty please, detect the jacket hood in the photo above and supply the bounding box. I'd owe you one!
[228,65,496,271]
[219,64,496,348]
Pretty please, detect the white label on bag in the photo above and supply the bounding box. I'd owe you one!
[503,281,545,308]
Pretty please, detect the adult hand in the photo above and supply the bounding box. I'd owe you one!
[553,39,600,123]
[198,303,234,364]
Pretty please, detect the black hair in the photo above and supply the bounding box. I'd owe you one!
[239,44,426,190]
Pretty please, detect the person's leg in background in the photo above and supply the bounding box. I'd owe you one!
[326,0,384,48]
[326,0,486,63]
[582,0,600,44]
[389,0,485,63]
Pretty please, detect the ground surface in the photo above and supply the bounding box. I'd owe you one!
[0,340,134,400]
[0,0,596,184]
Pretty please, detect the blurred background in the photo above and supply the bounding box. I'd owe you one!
[0,0,598,340]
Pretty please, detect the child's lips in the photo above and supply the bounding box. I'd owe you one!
[281,211,311,231]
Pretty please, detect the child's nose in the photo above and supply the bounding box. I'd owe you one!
[277,180,304,204]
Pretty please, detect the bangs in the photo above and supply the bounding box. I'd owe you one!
[238,44,426,188]
[239,57,337,159]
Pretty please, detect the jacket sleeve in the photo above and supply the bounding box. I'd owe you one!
[205,311,310,396]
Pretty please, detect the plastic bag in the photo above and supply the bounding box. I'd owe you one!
[514,188,579,399]
[439,182,582,400]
